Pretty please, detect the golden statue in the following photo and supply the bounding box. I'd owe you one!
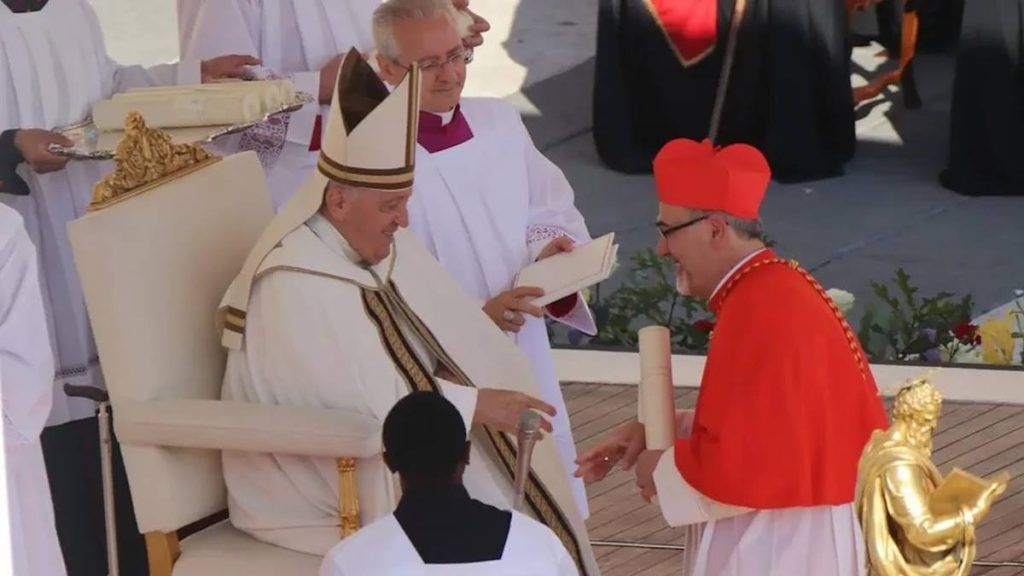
[855,377,1010,575]
[90,112,218,211]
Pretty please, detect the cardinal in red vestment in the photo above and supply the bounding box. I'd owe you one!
[575,139,888,576]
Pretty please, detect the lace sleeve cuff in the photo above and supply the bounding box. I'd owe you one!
[527,224,574,262]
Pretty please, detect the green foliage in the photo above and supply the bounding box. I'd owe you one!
[580,250,713,352]
[559,248,1018,368]
[1012,298,1024,365]
[857,268,975,362]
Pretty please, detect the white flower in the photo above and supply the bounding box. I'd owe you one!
[1014,288,1024,297]
[826,288,856,315]
[951,346,985,365]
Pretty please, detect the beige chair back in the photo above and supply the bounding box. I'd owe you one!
[68,151,273,533]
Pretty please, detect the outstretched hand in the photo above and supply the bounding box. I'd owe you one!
[573,420,645,484]
[474,389,555,435]
[201,54,261,83]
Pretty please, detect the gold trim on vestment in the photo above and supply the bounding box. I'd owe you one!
[359,280,588,575]
[253,236,399,291]
[715,258,869,380]
[317,159,414,190]
[405,66,420,166]
[640,0,717,68]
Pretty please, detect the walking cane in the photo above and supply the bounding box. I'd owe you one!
[64,384,119,576]
[512,410,542,512]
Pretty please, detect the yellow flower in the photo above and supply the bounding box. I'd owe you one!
[580,287,592,304]
[978,314,1015,365]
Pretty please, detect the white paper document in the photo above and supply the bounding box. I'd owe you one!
[513,233,618,308]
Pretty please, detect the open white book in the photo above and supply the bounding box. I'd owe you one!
[514,233,619,308]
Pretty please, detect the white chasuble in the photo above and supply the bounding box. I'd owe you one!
[222,220,599,575]
[319,512,579,576]
[0,205,66,576]
[182,0,380,209]
[406,98,593,517]
[0,0,200,426]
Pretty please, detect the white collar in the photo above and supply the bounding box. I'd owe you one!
[709,248,768,301]
[429,108,456,126]
[306,212,362,264]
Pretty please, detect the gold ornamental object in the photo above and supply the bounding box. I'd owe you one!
[855,376,1010,576]
[89,112,219,211]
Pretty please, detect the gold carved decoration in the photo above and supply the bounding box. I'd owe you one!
[89,112,220,212]
[144,531,181,576]
[855,376,1010,576]
[337,457,361,538]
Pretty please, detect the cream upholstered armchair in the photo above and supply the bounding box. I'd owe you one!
[67,117,376,575]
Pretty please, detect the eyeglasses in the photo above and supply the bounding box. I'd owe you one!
[656,216,709,239]
[392,47,474,74]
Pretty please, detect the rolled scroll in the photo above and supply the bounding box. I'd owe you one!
[93,91,263,132]
[118,79,296,112]
[638,325,676,450]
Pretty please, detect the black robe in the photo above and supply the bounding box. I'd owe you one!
[41,418,149,576]
[593,0,856,183]
[0,130,28,196]
[394,484,512,563]
[940,0,1024,196]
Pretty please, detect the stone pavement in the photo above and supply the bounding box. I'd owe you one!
[90,0,1024,324]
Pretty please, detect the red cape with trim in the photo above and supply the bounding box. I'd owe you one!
[646,0,718,66]
[675,250,889,508]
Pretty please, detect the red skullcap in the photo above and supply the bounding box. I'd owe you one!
[653,139,771,220]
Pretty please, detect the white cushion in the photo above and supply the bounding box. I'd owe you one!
[173,521,321,576]
[116,398,381,458]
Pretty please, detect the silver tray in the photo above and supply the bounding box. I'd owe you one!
[49,91,316,160]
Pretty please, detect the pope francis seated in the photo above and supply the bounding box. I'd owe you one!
[216,49,598,574]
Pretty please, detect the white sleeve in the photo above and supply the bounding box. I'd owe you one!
[85,3,201,93]
[109,61,202,93]
[285,72,322,147]
[652,449,752,526]
[183,0,321,147]
[181,0,261,61]
[437,379,478,433]
[519,112,590,263]
[318,547,343,576]
[242,273,383,447]
[0,211,54,445]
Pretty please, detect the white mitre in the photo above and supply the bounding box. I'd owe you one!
[218,48,422,350]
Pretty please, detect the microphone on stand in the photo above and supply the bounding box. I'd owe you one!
[513,409,542,512]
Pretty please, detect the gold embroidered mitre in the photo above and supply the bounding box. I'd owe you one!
[317,48,420,189]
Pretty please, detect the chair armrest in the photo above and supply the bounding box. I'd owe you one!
[113,399,380,458]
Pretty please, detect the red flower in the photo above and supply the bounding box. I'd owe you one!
[694,319,716,332]
[953,322,981,345]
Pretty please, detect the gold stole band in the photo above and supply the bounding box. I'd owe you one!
[360,282,589,575]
